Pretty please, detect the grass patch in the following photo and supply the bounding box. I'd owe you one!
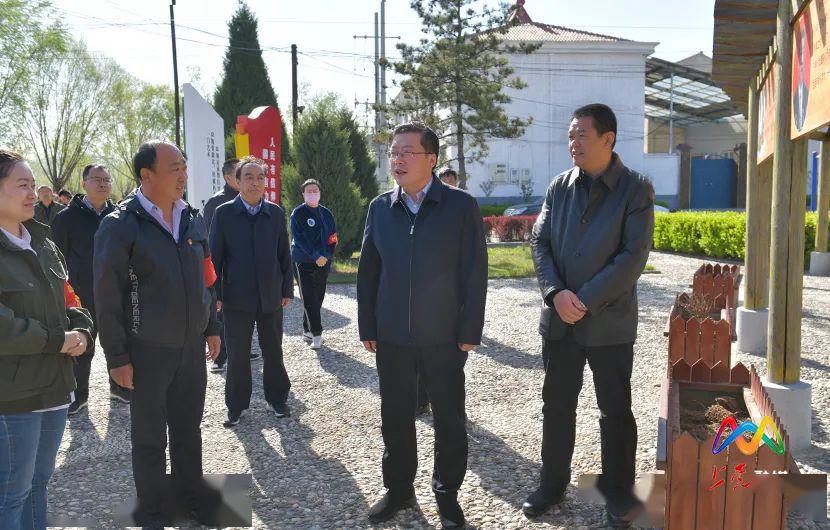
[328,247,659,283]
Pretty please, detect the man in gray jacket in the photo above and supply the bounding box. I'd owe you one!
[524,104,654,529]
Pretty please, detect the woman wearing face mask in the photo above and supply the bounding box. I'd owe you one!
[290,179,337,350]
[0,150,93,529]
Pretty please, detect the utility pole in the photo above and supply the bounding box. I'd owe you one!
[378,0,388,186]
[353,5,399,188]
[169,0,181,148]
[291,44,299,130]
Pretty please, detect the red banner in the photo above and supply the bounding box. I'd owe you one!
[234,106,282,203]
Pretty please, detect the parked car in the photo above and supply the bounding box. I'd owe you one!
[655,204,670,213]
[503,200,543,217]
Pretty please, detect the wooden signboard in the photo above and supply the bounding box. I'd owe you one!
[791,0,830,139]
[758,66,776,164]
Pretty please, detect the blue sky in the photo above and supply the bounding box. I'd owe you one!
[53,0,716,127]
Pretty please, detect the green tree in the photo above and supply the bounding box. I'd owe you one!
[389,0,539,188]
[20,40,120,191]
[287,100,365,257]
[0,0,67,143]
[99,79,175,199]
[337,107,379,201]
[213,2,290,164]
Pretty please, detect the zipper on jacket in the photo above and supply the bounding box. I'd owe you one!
[400,202,418,342]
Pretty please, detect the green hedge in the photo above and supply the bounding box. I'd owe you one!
[653,211,823,261]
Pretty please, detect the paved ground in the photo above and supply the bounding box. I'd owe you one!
[49,251,830,529]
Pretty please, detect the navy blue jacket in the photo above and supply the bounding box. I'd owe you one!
[290,203,337,264]
[209,196,294,313]
[202,184,238,233]
[357,176,488,347]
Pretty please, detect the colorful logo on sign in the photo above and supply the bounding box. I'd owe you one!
[711,415,785,456]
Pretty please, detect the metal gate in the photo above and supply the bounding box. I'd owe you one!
[690,157,737,209]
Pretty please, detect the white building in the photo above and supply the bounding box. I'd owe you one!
[447,1,657,203]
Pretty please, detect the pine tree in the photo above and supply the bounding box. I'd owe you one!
[337,107,379,201]
[286,100,365,258]
[213,2,291,163]
[389,0,539,188]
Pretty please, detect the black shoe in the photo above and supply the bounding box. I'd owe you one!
[68,398,88,416]
[223,410,242,428]
[367,488,416,524]
[435,492,465,528]
[416,403,431,416]
[522,483,566,518]
[110,387,131,404]
[210,361,226,373]
[272,402,291,418]
[250,351,261,361]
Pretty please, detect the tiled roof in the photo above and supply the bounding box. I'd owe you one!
[498,22,628,43]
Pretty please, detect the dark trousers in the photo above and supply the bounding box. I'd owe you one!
[72,304,127,401]
[215,307,227,366]
[416,371,429,408]
[375,341,467,496]
[294,262,330,335]
[224,307,289,414]
[540,331,637,512]
[130,337,207,521]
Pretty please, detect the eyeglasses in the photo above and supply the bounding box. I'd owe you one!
[86,178,112,185]
[387,151,432,160]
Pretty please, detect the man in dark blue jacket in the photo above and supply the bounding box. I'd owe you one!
[94,141,221,526]
[210,156,294,427]
[51,163,127,414]
[357,122,488,528]
[201,158,240,372]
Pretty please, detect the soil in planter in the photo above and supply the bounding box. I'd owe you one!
[678,388,753,442]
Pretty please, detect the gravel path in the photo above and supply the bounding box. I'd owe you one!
[49,251,830,529]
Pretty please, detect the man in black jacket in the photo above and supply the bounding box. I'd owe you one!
[33,184,64,225]
[357,122,487,529]
[209,156,294,427]
[93,141,221,527]
[524,104,654,529]
[201,158,239,372]
[52,163,130,415]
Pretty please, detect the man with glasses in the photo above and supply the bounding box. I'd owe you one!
[357,122,488,528]
[52,164,130,415]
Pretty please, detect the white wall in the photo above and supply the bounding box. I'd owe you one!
[451,40,655,200]
[642,153,680,196]
[684,117,747,157]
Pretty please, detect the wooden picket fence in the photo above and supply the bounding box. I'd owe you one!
[666,292,733,374]
[692,263,740,311]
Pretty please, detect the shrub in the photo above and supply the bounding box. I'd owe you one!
[653,211,824,262]
[483,215,536,241]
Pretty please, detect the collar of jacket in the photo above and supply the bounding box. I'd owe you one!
[223,183,237,195]
[0,219,49,252]
[390,174,443,208]
[71,193,114,215]
[569,152,624,191]
[233,195,271,217]
[121,193,195,224]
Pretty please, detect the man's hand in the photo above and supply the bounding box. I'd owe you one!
[206,335,221,361]
[458,343,476,352]
[61,331,87,357]
[216,301,222,312]
[315,256,328,267]
[362,340,377,353]
[553,290,587,324]
[110,363,134,390]
[281,297,292,308]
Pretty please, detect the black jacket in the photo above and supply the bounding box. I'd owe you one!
[34,201,65,226]
[530,154,654,347]
[290,203,337,264]
[209,196,294,314]
[357,176,488,347]
[93,195,220,370]
[51,194,116,312]
[0,219,93,413]
[202,184,238,233]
